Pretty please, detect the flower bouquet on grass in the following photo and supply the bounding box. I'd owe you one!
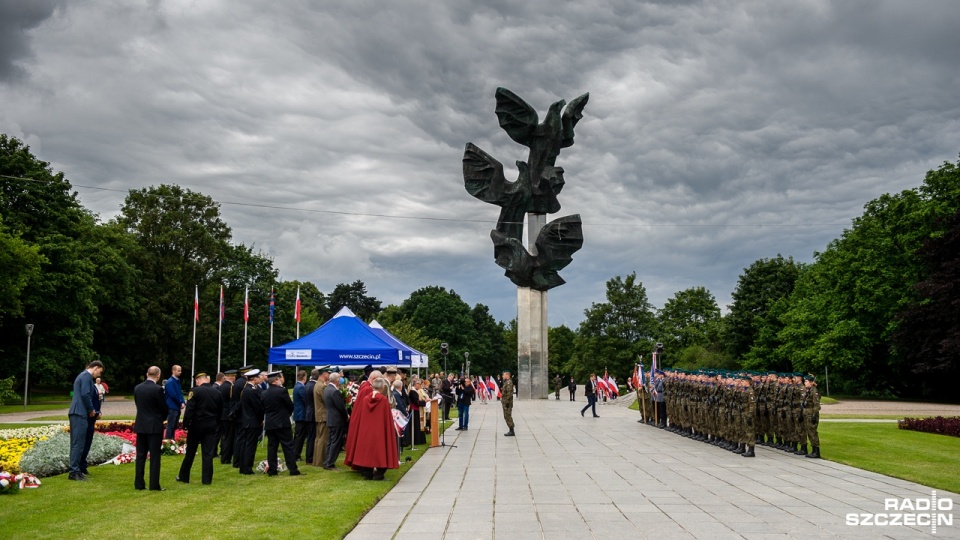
[160,439,185,455]
[256,459,286,474]
[0,471,41,493]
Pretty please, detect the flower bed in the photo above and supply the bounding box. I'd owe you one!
[898,416,960,438]
[0,425,67,474]
[19,432,124,478]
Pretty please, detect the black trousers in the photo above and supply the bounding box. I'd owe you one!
[179,422,218,484]
[219,420,235,464]
[324,425,346,468]
[581,395,597,416]
[134,432,163,490]
[231,420,244,467]
[656,401,667,425]
[304,421,316,463]
[265,427,300,475]
[293,420,311,461]
[238,427,259,474]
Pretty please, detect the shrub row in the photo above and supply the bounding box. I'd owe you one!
[897,416,960,438]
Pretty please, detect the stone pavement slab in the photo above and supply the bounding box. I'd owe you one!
[346,398,959,539]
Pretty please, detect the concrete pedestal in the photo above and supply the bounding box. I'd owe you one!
[517,212,549,400]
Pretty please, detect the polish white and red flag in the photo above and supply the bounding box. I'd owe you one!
[487,376,501,399]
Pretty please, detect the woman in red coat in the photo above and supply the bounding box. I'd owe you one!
[344,376,398,480]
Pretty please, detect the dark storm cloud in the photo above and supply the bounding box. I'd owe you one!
[1,0,958,326]
[0,0,63,81]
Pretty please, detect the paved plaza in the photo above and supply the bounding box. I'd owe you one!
[347,397,958,540]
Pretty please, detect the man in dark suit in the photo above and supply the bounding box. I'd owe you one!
[237,369,264,475]
[580,374,599,418]
[302,369,318,465]
[262,371,302,476]
[217,370,236,463]
[292,370,309,462]
[68,360,103,481]
[177,372,223,484]
[230,365,252,467]
[323,371,349,470]
[134,366,169,491]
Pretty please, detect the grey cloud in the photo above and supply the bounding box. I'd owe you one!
[0,0,63,81]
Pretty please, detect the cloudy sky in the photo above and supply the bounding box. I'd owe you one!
[2,0,958,328]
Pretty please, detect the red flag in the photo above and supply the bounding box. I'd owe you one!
[295,286,301,323]
[243,287,249,323]
[194,286,199,322]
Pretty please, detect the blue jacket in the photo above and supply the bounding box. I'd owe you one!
[165,376,185,409]
[292,381,307,421]
[68,370,95,416]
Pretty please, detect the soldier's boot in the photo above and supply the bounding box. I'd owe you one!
[795,444,807,456]
[806,446,821,459]
[741,445,755,457]
[734,443,745,454]
[787,441,798,453]
[504,428,515,437]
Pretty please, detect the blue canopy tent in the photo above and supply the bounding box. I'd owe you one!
[369,320,429,369]
[269,307,411,367]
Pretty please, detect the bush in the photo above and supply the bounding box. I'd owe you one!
[0,377,19,406]
[897,416,960,438]
[19,432,124,477]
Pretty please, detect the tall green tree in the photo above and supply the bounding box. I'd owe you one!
[657,286,731,370]
[726,255,801,365]
[117,184,233,366]
[328,280,381,321]
[0,216,43,321]
[574,273,656,380]
[0,135,104,387]
[779,159,960,396]
[548,324,576,378]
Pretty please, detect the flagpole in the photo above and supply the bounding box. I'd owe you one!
[243,286,249,366]
[191,285,198,388]
[295,285,301,378]
[268,287,275,373]
[217,285,223,375]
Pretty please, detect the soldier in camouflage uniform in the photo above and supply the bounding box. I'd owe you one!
[501,370,515,437]
[801,375,821,458]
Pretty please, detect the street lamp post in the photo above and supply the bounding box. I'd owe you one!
[24,324,34,410]
[464,352,470,377]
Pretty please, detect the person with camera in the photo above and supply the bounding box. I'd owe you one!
[440,373,456,421]
[455,377,475,431]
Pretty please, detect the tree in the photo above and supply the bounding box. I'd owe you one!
[574,273,656,380]
[0,216,43,321]
[548,324,576,378]
[892,209,960,398]
[117,184,233,366]
[779,158,960,396]
[726,255,801,364]
[328,280,381,322]
[0,135,103,387]
[657,286,721,350]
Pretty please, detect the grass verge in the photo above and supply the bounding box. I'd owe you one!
[0,439,431,539]
[819,422,960,493]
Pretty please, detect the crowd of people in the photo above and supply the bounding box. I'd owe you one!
[638,369,822,459]
[67,360,518,490]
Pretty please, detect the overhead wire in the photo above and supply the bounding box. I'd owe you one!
[0,173,850,228]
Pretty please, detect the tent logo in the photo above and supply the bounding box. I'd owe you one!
[285,350,312,360]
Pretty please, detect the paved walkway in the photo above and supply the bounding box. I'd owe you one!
[347,398,959,540]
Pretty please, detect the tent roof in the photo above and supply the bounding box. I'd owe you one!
[268,307,411,367]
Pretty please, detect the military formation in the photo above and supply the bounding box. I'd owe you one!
[644,370,821,459]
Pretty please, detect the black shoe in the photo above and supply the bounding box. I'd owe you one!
[806,446,821,459]
[580,410,585,417]
[593,415,600,418]
[742,446,755,458]
[289,471,302,476]
[504,430,515,436]
[323,466,335,470]
[68,473,87,481]
[795,444,808,456]
[175,476,189,484]
[455,427,463,431]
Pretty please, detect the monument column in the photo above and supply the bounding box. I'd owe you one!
[517,213,549,399]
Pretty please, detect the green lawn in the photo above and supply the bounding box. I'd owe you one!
[817,422,959,493]
[0,403,72,415]
[0,440,431,540]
